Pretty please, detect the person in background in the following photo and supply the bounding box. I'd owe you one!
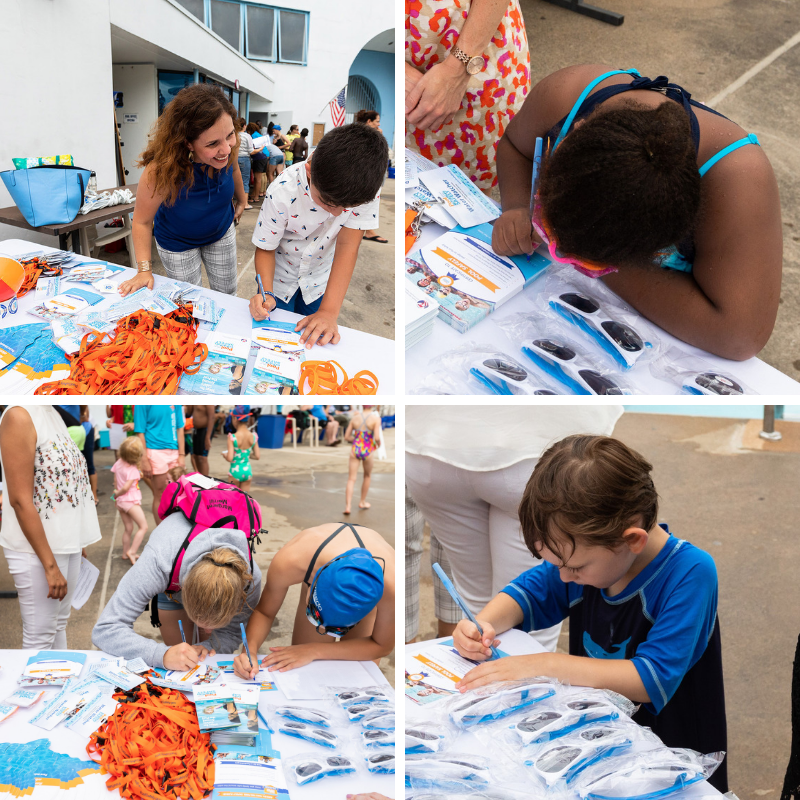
[111,436,148,565]
[0,405,101,649]
[185,405,215,477]
[119,84,248,298]
[133,405,185,520]
[80,407,99,505]
[284,124,300,168]
[405,0,530,192]
[344,406,382,515]
[246,122,269,201]
[221,405,260,494]
[289,127,309,165]
[106,404,134,460]
[354,110,388,244]
[324,405,341,445]
[238,118,264,209]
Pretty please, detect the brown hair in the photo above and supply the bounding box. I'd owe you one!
[519,435,659,562]
[181,547,252,629]
[539,101,700,267]
[137,84,241,206]
[245,122,259,136]
[119,436,144,466]
[355,109,379,125]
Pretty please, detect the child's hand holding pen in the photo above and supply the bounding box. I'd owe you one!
[249,276,277,321]
[453,617,501,662]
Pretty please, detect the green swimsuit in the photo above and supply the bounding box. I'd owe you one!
[229,434,254,482]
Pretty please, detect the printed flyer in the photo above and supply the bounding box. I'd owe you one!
[19,652,86,687]
[251,320,304,358]
[179,334,250,395]
[245,348,300,395]
[406,223,550,333]
[193,685,240,733]
[418,164,500,228]
[405,639,508,706]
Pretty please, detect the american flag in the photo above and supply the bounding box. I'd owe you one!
[329,87,346,127]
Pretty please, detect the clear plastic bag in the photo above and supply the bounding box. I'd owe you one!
[361,708,395,730]
[448,680,558,728]
[405,752,493,792]
[524,721,661,791]
[533,267,660,370]
[268,703,333,728]
[509,689,637,747]
[406,721,452,754]
[285,752,357,786]
[332,686,393,709]
[365,752,396,774]
[574,747,725,800]
[412,342,563,396]
[275,719,340,748]
[650,347,756,395]
[495,315,632,395]
[361,727,396,749]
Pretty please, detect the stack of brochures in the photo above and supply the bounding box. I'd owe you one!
[406,222,551,334]
[18,652,86,687]
[247,319,305,395]
[209,684,261,748]
[405,281,440,350]
[193,684,243,735]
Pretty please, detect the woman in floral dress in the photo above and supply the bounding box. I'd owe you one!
[405,0,530,192]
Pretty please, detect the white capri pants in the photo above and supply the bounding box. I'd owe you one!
[405,453,562,652]
[3,549,81,650]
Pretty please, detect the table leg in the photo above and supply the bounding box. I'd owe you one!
[71,229,82,255]
[540,0,624,25]
[58,233,69,252]
[0,592,18,599]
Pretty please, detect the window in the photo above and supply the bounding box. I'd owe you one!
[174,0,204,22]
[158,71,195,115]
[278,10,307,64]
[210,0,241,50]
[246,4,276,60]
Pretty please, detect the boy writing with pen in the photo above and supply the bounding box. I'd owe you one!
[249,124,389,349]
[452,434,728,792]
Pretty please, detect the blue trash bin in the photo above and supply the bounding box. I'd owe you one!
[257,414,286,449]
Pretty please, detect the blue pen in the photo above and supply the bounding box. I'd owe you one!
[432,563,500,660]
[178,620,186,644]
[257,709,271,731]
[526,137,544,262]
[240,622,255,672]
[256,274,268,303]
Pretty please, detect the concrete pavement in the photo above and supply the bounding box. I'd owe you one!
[409,412,800,797]
[0,426,396,686]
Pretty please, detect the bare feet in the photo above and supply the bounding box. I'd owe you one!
[128,552,139,565]
[120,554,130,562]
[359,501,371,510]
[343,508,351,515]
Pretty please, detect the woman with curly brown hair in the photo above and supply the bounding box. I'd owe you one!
[120,84,249,297]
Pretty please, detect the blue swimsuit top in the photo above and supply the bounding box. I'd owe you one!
[153,162,235,253]
[547,69,760,273]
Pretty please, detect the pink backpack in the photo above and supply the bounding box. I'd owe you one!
[157,475,266,593]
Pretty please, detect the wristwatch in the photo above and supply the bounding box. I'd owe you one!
[451,45,484,76]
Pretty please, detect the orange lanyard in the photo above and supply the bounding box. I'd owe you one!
[87,681,216,800]
[299,360,378,395]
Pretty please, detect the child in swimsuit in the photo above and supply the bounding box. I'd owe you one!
[344,406,381,515]
[222,405,259,492]
[492,64,782,361]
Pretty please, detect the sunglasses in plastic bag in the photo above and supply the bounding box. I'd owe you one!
[471,357,558,396]
[277,720,338,748]
[291,755,355,786]
[450,682,556,728]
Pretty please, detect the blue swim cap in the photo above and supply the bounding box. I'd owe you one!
[309,548,384,628]
[232,404,251,421]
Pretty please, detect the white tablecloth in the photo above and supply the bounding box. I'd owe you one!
[404,631,722,798]
[0,239,395,395]
[406,223,800,395]
[0,649,394,800]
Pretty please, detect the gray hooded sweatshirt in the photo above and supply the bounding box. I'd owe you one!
[92,513,262,667]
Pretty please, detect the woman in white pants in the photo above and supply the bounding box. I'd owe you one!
[0,405,101,649]
[405,405,623,652]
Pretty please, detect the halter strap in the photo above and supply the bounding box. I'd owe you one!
[698,133,760,176]
[303,523,366,586]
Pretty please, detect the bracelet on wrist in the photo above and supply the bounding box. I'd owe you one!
[137,260,152,273]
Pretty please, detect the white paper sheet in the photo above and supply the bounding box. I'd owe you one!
[271,659,374,700]
[70,557,100,610]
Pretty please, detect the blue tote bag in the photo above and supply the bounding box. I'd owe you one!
[0,165,91,227]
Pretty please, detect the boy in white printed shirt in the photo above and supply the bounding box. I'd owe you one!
[249,124,389,348]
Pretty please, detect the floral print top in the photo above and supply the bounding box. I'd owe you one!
[406,0,530,192]
[0,405,101,554]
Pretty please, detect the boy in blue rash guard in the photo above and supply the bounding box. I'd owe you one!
[453,434,727,792]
